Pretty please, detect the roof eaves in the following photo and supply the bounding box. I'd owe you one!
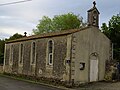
[6,27,90,44]
[87,7,100,14]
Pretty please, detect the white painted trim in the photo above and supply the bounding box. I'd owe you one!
[46,39,54,66]
[48,53,53,65]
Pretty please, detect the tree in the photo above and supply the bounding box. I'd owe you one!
[33,13,86,35]
[101,23,109,37]
[33,16,53,35]
[101,13,120,60]
[0,39,5,64]
[52,13,83,31]
[6,33,23,41]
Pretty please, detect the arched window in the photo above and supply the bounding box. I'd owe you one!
[48,40,54,65]
[93,11,97,25]
[31,42,36,64]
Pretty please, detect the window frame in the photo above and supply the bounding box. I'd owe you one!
[47,40,54,66]
[48,53,53,65]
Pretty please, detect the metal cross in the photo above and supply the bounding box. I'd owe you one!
[93,1,96,7]
[24,32,27,36]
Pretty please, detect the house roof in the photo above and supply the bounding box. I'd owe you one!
[6,26,90,44]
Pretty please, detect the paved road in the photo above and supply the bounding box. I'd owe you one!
[0,76,64,90]
[76,81,120,90]
[1,75,120,90]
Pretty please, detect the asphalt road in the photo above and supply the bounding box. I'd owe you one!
[2,75,120,90]
[76,81,120,90]
[0,76,64,90]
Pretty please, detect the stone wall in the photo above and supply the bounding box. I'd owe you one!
[4,35,67,81]
[12,43,19,74]
[36,36,67,80]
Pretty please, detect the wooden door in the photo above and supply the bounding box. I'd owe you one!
[90,59,98,82]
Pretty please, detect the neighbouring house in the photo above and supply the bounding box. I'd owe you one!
[3,2,112,85]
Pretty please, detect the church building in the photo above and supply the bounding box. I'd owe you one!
[3,2,111,84]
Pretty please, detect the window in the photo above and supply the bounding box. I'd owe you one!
[93,11,97,26]
[93,15,97,25]
[31,42,36,64]
[19,44,23,64]
[48,40,54,65]
[49,53,52,64]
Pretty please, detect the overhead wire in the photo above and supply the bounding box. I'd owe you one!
[0,0,32,6]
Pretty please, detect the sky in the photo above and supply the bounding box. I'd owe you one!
[0,0,120,39]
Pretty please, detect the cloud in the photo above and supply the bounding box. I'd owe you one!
[0,15,36,38]
[0,0,120,39]
[0,32,11,39]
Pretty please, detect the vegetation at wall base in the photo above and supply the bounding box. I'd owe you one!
[2,72,72,88]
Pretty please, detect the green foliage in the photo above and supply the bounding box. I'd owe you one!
[6,33,23,41]
[0,39,5,64]
[33,13,86,35]
[101,23,109,37]
[101,13,120,60]
[52,13,82,30]
[33,16,53,34]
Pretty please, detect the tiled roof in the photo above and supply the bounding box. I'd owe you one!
[6,26,90,43]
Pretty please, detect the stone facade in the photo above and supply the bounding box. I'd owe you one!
[4,35,68,80]
[3,2,111,85]
[3,26,111,84]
